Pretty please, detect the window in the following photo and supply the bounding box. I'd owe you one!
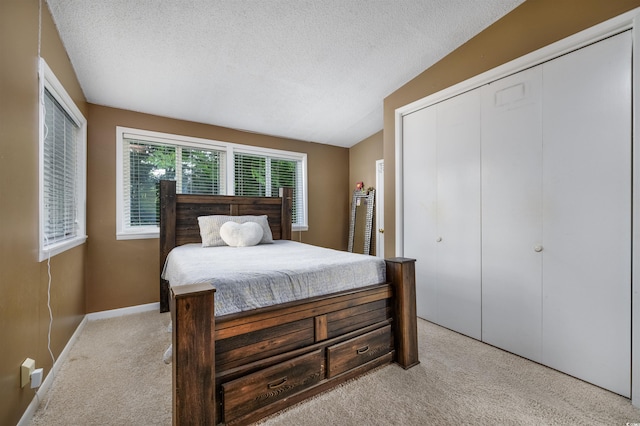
[234,152,305,228]
[39,59,87,261]
[119,136,226,237]
[116,127,307,239]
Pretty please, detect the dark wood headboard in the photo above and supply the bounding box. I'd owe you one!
[159,179,293,312]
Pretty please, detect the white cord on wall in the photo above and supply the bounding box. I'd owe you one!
[42,246,56,411]
[42,119,57,412]
[42,120,56,411]
[39,0,57,408]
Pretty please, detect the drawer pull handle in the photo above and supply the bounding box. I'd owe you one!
[267,377,288,389]
[357,345,370,355]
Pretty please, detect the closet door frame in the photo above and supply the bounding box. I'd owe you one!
[394,7,640,406]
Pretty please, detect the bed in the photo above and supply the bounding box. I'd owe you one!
[159,180,419,425]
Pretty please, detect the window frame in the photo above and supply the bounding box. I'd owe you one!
[116,127,308,240]
[38,58,87,261]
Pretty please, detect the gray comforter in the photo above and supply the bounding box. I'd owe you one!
[162,240,386,316]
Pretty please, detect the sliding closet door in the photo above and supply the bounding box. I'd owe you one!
[402,89,481,339]
[542,31,631,397]
[403,106,438,322]
[434,90,482,339]
[481,67,543,362]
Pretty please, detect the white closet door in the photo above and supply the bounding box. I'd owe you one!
[542,31,631,397]
[481,67,543,361]
[403,106,438,321]
[435,90,482,339]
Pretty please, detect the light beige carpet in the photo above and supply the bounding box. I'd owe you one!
[30,310,640,425]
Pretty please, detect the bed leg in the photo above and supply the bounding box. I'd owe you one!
[160,279,170,313]
[386,257,419,369]
[171,284,216,426]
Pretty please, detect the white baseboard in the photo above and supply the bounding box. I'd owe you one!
[86,302,160,321]
[17,302,161,426]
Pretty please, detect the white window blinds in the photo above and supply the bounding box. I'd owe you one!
[181,147,226,195]
[43,89,79,245]
[234,153,305,226]
[122,137,226,229]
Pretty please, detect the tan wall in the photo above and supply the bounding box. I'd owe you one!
[86,105,350,312]
[383,0,640,257]
[349,131,382,195]
[0,1,87,424]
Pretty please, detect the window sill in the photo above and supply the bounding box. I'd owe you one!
[116,231,160,240]
[39,236,87,262]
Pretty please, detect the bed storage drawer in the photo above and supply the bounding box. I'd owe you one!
[327,324,392,378]
[221,349,325,422]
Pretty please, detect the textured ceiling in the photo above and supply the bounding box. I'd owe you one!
[46,0,524,147]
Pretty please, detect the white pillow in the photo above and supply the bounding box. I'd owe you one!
[198,215,274,247]
[219,221,264,247]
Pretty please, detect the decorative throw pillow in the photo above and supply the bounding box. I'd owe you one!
[198,215,274,247]
[219,221,264,247]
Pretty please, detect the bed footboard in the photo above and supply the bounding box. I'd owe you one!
[171,284,216,425]
[386,257,419,369]
[170,257,417,426]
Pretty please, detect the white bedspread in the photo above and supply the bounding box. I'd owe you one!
[162,240,386,316]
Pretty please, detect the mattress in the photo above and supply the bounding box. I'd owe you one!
[162,240,387,316]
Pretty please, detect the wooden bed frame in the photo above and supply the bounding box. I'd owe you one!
[159,180,419,425]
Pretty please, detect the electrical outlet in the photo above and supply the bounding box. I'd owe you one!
[21,358,35,388]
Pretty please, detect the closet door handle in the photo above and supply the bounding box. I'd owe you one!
[534,245,543,252]
[436,237,442,242]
